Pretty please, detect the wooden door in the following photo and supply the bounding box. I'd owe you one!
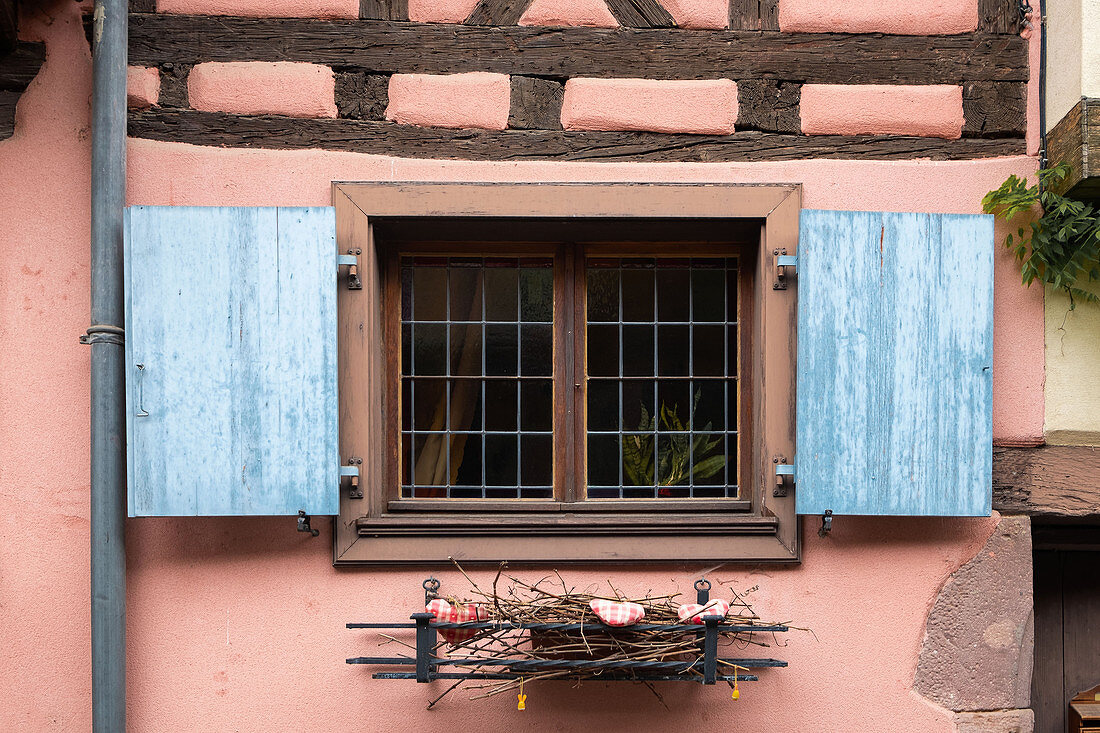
[1033,546,1100,733]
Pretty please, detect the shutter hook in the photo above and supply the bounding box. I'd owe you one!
[818,509,833,537]
[423,577,441,604]
[297,510,319,537]
[135,364,150,417]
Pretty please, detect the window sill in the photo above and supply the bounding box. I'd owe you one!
[336,513,797,565]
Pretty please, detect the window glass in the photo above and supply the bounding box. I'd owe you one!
[586,257,739,500]
[400,256,554,499]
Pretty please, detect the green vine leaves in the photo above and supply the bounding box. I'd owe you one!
[982,163,1100,308]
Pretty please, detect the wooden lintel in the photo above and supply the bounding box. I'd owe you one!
[993,445,1100,517]
[128,109,1026,161]
[126,14,1028,84]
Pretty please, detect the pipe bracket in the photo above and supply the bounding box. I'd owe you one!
[80,324,125,346]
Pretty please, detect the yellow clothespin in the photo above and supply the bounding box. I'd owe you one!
[518,678,527,711]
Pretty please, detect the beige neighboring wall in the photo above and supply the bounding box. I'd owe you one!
[1044,0,1100,129]
[1045,281,1100,445]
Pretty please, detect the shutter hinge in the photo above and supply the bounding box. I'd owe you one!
[342,458,363,499]
[337,250,363,290]
[773,455,795,497]
[772,249,797,290]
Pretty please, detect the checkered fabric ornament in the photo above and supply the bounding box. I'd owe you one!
[425,599,487,644]
[589,599,645,627]
[676,599,731,624]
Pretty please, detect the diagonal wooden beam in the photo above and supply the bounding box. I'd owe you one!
[464,0,536,26]
[603,0,675,28]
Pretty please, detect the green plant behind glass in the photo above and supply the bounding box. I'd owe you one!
[982,163,1100,307]
[622,390,726,486]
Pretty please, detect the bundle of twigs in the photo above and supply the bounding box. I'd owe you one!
[382,561,785,706]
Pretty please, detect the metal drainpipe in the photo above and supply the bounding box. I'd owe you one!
[1038,0,1048,171]
[86,0,127,729]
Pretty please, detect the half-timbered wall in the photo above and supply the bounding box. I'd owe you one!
[114,0,1029,162]
[0,0,1050,730]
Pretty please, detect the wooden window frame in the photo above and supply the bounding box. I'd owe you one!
[332,182,801,565]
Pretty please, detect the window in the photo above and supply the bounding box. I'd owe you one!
[392,248,749,509]
[333,183,802,564]
[122,187,994,558]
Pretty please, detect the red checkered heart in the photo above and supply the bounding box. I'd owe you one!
[589,599,645,627]
[425,599,487,644]
[677,599,731,624]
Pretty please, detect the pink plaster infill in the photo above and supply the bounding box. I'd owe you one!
[156,0,358,18]
[519,0,618,27]
[386,73,510,130]
[408,0,481,22]
[188,62,338,119]
[779,0,977,34]
[661,0,727,28]
[801,84,964,139]
[561,78,738,134]
[127,66,159,109]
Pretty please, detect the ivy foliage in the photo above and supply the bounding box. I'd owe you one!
[982,163,1100,307]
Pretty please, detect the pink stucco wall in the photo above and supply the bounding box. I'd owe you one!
[0,2,1044,731]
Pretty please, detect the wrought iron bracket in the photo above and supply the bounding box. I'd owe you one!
[772,249,797,290]
[818,509,833,537]
[773,456,795,497]
[342,458,363,499]
[297,510,319,537]
[337,250,363,290]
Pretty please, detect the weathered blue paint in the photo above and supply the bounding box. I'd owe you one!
[124,206,339,516]
[795,210,993,517]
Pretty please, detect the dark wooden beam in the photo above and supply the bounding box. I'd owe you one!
[0,88,17,139]
[128,108,1025,161]
[0,39,44,140]
[360,0,408,21]
[509,76,563,130]
[335,71,389,120]
[464,0,535,26]
[730,0,778,31]
[126,14,1029,84]
[0,39,44,92]
[978,0,1020,34]
[0,0,17,56]
[993,445,1100,517]
[129,0,156,12]
[157,62,191,109]
[737,80,799,133]
[603,0,675,28]
[962,81,1026,138]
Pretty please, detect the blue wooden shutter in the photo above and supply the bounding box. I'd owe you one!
[124,206,339,516]
[794,210,993,516]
